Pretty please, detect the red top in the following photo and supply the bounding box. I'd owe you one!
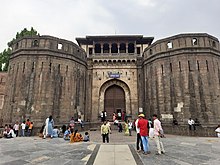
[137,118,149,136]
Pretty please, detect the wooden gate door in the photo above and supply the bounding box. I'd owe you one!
[104,85,125,121]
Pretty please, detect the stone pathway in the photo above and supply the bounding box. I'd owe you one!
[0,129,220,165]
[93,145,136,165]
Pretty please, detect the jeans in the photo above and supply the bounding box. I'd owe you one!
[141,136,149,153]
[136,133,143,150]
[20,129,25,137]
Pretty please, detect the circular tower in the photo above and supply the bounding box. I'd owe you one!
[143,33,220,125]
[2,35,87,126]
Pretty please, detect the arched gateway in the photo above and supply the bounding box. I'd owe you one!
[99,80,131,120]
[104,85,125,120]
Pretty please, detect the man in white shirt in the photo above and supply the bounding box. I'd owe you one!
[188,118,195,131]
[153,114,165,155]
[135,117,143,152]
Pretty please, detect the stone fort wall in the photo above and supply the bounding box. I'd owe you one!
[143,33,220,125]
[1,36,87,126]
[0,33,220,130]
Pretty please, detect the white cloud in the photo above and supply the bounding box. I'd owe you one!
[0,0,220,51]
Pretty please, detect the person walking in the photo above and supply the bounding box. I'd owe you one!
[135,117,143,152]
[153,114,165,155]
[101,120,110,143]
[43,115,54,139]
[137,114,150,155]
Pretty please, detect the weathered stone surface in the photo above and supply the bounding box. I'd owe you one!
[0,33,220,133]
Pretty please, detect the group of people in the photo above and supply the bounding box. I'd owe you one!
[100,113,165,155]
[135,114,165,155]
[41,115,90,143]
[188,118,201,131]
[3,119,33,138]
[63,126,90,142]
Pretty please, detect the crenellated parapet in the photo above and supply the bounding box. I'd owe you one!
[142,33,220,125]
[143,33,220,64]
[10,35,87,63]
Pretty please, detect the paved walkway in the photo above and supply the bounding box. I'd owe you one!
[0,128,220,165]
[93,145,136,165]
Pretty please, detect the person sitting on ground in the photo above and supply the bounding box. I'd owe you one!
[63,126,71,140]
[5,125,16,138]
[215,125,220,138]
[70,129,83,143]
[3,124,8,137]
[83,132,90,142]
[52,126,60,138]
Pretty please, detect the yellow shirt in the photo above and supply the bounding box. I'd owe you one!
[101,124,110,134]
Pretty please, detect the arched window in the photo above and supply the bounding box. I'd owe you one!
[128,43,134,53]
[103,43,109,53]
[95,43,101,53]
[111,43,118,53]
[32,40,39,47]
[119,43,126,53]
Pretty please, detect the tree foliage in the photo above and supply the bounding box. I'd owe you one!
[0,27,39,71]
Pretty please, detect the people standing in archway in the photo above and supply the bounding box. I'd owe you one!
[101,111,106,122]
[113,112,116,122]
[117,110,122,120]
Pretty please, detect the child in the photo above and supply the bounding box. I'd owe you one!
[20,121,26,137]
[28,122,33,136]
[52,126,60,138]
[83,132,90,142]
[128,120,133,136]
[63,126,71,140]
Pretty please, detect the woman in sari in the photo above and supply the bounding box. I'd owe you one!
[70,129,83,143]
[43,115,54,138]
[124,121,129,136]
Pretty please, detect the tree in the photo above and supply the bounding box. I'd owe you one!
[0,27,39,71]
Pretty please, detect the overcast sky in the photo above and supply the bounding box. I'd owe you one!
[0,0,219,51]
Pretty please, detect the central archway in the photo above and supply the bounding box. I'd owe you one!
[104,85,125,120]
[98,79,131,121]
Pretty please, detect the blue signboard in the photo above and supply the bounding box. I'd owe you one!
[109,73,120,78]
[108,71,120,78]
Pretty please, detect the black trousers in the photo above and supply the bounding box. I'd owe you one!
[136,133,143,150]
[102,133,109,143]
